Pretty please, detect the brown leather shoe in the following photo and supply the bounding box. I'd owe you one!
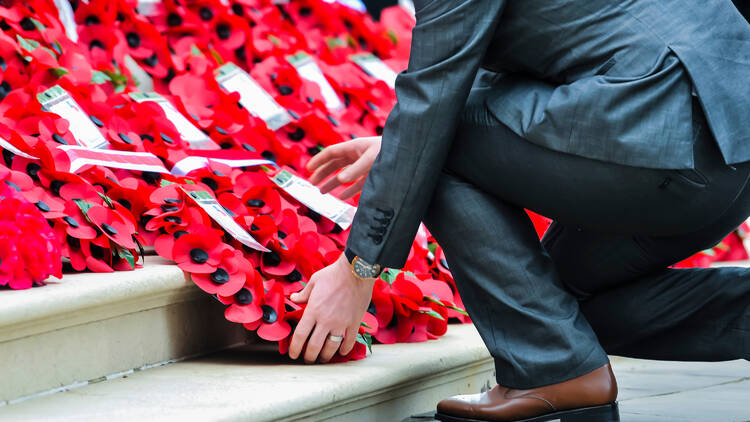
[435,363,619,422]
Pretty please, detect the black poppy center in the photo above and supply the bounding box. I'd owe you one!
[167,13,182,27]
[190,248,209,264]
[63,216,80,228]
[277,85,293,96]
[307,210,321,222]
[163,198,181,204]
[35,201,50,212]
[50,180,65,196]
[285,270,302,282]
[263,251,281,267]
[246,198,265,208]
[199,7,214,21]
[287,128,305,141]
[160,204,179,213]
[118,133,134,145]
[89,39,104,50]
[26,162,41,179]
[101,223,118,235]
[210,268,230,284]
[126,32,140,48]
[216,23,231,40]
[85,15,100,25]
[235,288,253,305]
[261,151,276,162]
[52,133,67,145]
[117,198,132,210]
[143,53,159,67]
[3,181,18,193]
[19,18,34,31]
[164,216,182,224]
[173,230,188,239]
[261,305,277,324]
[201,177,219,191]
[90,115,104,127]
[160,133,174,144]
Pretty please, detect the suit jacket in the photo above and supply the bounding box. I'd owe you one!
[347,0,750,268]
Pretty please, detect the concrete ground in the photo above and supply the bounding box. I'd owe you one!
[405,357,750,422]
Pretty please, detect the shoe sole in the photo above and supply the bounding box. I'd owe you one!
[434,402,620,422]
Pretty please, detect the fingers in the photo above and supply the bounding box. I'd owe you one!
[308,157,347,185]
[338,178,366,200]
[338,325,359,356]
[290,280,313,303]
[319,332,345,363]
[303,324,330,364]
[306,143,355,173]
[337,149,376,183]
[318,169,347,194]
[289,313,315,360]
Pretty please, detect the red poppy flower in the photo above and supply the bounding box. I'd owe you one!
[86,205,137,249]
[172,224,226,273]
[192,248,248,296]
[0,195,62,289]
[243,282,291,341]
[219,267,265,324]
[57,201,98,240]
[240,184,282,219]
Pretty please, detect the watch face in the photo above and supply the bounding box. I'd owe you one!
[353,257,380,279]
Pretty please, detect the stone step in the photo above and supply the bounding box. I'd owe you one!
[0,324,495,421]
[0,256,249,405]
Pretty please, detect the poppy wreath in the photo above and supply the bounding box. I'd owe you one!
[0,168,62,289]
[0,0,745,363]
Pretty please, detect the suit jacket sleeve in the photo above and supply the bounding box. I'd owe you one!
[346,0,506,268]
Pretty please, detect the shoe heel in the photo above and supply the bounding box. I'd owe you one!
[560,402,620,422]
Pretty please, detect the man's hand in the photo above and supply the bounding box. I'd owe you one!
[288,253,375,363]
[306,136,382,199]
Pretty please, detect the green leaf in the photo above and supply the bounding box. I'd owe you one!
[114,244,136,269]
[445,304,469,316]
[91,70,112,85]
[73,199,96,217]
[356,332,373,354]
[16,35,40,53]
[419,309,445,321]
[103,70,129,88]
[97,191,114,208]
[51,67,69,77]
[360,321,373,330]
[209,48,224,65]
[159,179,177,187]
[423,295,469,316]
[386,29,398,45]
[379,268,399,284]
[30,17,46,31]
[190,44,203,57]
[427,242,438,255]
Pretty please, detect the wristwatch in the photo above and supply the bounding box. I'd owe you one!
[344,248,383,280]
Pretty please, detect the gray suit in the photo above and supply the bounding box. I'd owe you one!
[348,0,750,388]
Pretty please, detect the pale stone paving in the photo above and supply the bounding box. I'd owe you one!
[404,358,750,422]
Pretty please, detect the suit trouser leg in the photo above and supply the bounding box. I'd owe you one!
[424,88,750,388]
[542,192,750,361]
[424,171,610,390]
